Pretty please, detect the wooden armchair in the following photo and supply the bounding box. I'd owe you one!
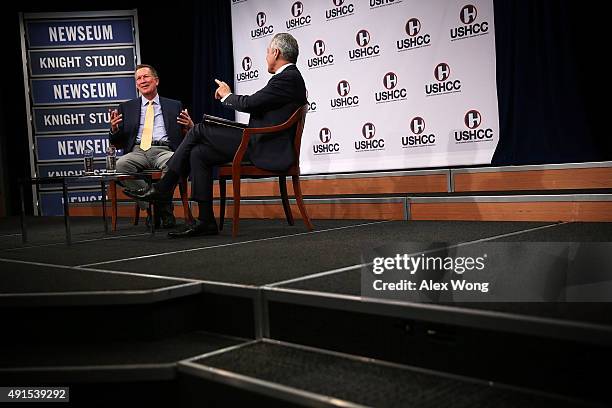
[107,123,194,231]
[217,104,313,238]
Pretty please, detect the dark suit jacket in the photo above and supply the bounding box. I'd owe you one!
[109,96,183,152]
[222,64,307,172]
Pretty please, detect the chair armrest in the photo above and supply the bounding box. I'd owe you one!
[242,123,295,136]
[232,130,253,171]
[232,123,297,166]
[231,104,307,169]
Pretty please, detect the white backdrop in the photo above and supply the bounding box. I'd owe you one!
[230,0,499,175]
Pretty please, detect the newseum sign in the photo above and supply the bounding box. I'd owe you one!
[231,0,499,174]
[20,10,140,215]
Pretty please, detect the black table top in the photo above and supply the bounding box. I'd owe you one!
[21,172,154,184]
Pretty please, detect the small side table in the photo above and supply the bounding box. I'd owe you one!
[19,173,154,245]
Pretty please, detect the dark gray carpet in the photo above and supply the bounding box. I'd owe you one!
[0,216,149,250]
[489,222,612,241]
[280,268,612,326]
[4,220,607,288]
[194,342,588,408]
[0,331,245,368]
[0,216,325,250]
[0,218,362,265]
[0,261,188,293]
[98,221,553,286]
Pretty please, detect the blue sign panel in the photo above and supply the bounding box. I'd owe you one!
[22,11,139,216]
[36,133,123,161]
[40,189,105,216]
[37,161,108,190]
[33,104,117,134]
[27,18,134,48]
[29,47,136,76]
[31,76,135,105]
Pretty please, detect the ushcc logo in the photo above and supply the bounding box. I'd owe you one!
[464,110,481,129]
[242,57,252,71]
[411,117,425,134]
[434,63,451,82]
[460,5,477,25]
[256,12,267,27]
[319,128,332,143]
[337,80,351,97]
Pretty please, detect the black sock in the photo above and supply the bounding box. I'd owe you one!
[197,200,216,225]
[154,169,180,192]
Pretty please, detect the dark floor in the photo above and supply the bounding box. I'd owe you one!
[2,217,611,296]
[2,216,611,406]
[192,341,588,408]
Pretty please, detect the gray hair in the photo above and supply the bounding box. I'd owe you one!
[270,33,299,63]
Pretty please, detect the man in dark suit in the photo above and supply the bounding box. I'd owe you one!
[110,64,193,228]
[127,33,307,237]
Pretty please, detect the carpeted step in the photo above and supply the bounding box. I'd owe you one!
[179,340,594,407]
[0,331,250,406]
[0,262,207,343]
[0,331,247,383]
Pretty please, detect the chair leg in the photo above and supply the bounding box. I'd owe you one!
[279,176,294,226]
[178,178,193,224]
[219,178,227,231]
[292,175,313,231]
[109,181,118,231]
[134,204,141,226]
[232,174,241,238]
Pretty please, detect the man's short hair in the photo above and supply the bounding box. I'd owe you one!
[135,64,159,78]
[270,33,299,63]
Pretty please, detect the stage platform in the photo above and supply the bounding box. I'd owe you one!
[59,161,612,223]
[1,216,611,406]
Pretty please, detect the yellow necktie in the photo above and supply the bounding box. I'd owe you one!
[140,101,154,151]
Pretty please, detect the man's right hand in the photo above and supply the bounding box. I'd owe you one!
[214,79,232,100]
[110,109,123,133]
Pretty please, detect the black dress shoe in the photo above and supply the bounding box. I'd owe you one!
[124,185,172,203]
[167,220,218,238]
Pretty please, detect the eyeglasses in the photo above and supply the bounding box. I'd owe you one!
[136,74,155,81]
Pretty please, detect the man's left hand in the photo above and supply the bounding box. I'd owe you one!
[177,109,194,129]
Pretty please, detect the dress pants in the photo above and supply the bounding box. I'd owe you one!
[167,123,244,202]
[116,145,174,212]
